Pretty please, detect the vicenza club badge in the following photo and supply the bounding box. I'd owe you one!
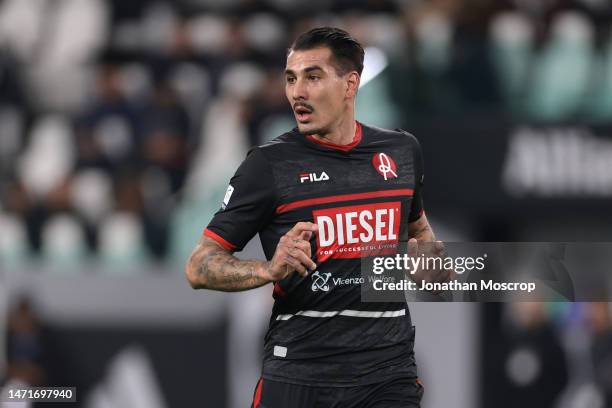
[311,271,332,292]
[372,153,398,180]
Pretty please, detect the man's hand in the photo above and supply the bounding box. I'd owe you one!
[186,222,318,292]
[407,238,455,292]
[265,222,318,281]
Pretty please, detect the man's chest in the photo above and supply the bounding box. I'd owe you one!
[270,146,417,200]
[267,147,417,261]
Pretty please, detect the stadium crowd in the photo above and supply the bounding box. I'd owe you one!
[1,1,611,407]
[0,0,611,263]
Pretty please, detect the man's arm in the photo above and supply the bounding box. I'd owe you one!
[185,236,270,292]
[406,213,454,288]
[407,212,435,242]
[185,222,318,292]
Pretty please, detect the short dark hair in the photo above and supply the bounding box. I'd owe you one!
[289,27,364,76]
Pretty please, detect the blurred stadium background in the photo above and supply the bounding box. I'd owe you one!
[0,0,611,407]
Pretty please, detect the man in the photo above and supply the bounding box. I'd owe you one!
[186,27,446,407]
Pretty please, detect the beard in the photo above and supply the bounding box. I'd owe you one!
[296,120,329,136]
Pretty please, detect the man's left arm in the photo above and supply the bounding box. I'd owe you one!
[407,212,435,242]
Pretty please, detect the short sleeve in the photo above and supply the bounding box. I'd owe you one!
[398,130,425,223]
[204,147,277,252]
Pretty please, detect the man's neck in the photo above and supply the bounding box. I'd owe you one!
[309,116,357,146]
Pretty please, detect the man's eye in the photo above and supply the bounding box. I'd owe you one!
[286,77,296,84]
[309,75,320,81]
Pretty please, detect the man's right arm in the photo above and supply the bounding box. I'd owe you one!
[185,222,318,292]
[185,236,271,292]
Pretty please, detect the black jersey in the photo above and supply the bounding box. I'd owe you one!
[205,122,425,387]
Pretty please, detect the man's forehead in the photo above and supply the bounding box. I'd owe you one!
[286,47,333,71]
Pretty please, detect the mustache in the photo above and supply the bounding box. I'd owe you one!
[293,102,314,112]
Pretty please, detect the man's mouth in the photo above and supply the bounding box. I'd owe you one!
[294,104,313,122]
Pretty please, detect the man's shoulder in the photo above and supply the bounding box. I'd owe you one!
[256,128,303,156]
[361,123,420,147]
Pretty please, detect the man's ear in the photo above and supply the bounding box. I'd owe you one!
[346,72,360,98]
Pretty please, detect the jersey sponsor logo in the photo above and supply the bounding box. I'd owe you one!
[311,271,332,292]
[221,184,234,210]
[313,202,401,261]
[372,153,398,180]
[299,171,330,183]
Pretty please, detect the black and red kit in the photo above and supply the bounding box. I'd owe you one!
[205,122,425,388]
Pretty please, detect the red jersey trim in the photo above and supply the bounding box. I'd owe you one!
[252,378,263,408]
[276,188,414,214]
[410,209,425,222]
[306,121,362,152]
[203,228,237,251]
[273,282,287,298]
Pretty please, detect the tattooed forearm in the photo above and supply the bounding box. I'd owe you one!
[408,213,436,242]
[186,237,271,291]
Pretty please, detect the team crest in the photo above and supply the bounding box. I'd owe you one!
[372,153,398,180]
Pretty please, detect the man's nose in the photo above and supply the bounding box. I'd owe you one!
[292,78,308,101]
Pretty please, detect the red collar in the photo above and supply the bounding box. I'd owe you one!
[306,121,362,152]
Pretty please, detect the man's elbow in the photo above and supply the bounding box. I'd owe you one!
[185,258,204,290]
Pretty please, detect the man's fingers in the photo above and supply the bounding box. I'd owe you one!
[287,222,318,237]
[293,239,312,258]
[284,256,308,276]
[289,247,317,271]
[408,238,418,258]
[299,230,313,241]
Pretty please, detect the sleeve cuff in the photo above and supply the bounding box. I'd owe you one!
[203,228,237,251]
[409,209,425,223]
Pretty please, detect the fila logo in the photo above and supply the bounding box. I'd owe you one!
[300,171,330,183]
[313,202,401,261]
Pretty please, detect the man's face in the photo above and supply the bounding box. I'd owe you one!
[285,47,352,135]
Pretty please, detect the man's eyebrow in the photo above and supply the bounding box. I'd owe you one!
[304,65,324,73]
[284,65,325,75]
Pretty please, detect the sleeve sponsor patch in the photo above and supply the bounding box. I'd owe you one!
[222,184,234,210]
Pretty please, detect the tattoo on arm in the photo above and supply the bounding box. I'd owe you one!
[186,236,271,292]
[408,214,436,242]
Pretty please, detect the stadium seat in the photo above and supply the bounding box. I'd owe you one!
[362,15,404,54]
[414,12,452,74]
[186,14,229,55]
[183,97,249,202]
[140,2,178,53]
[41,0,108,67]
[41,214,87,267]
[220,63,265,100]
[93,115,134,162]
[525,12,594,121]
[169,63,211,119]
[70,169,113,225]
[490,12,535,112]
[168,190,227,265]
[356,67,399,129]
[583,33,612,121]
[0,213,29,266]
[119,64,153,100]
[98,213,148,268]
[243,13,285,53]
[18,115,74,199]
[0,0,45,60]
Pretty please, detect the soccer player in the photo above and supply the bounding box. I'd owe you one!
[186,27,444,407]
